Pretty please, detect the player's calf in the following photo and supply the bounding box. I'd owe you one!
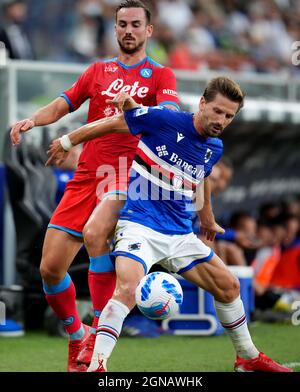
[213,272,240,303]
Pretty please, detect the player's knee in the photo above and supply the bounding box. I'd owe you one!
[83,222,110,250]
[39,262,64,284]
[221,275,240,303]
[115,282,137,308]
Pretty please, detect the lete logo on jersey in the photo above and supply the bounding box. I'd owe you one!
[101,79,149,98]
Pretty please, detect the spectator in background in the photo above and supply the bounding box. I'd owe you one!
[194,157,259,266]
[147,22,174,66]
[187,9,216,59]
[67,0,105,62]
[282,197,300,218]
[1,0,299,74]
[157,0,193,39]
[252,201,300,318]
[270,213,300,291]
[230,212,258,251]
[252,217,285,311]
[259,201,282,222]
[214,211,259,267]
[0,0,34,59]
[212,156,234,193]
[192,157,233,237]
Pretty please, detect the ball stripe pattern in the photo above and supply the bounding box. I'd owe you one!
[135,272,183,320]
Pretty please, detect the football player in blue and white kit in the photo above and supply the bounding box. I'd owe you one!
[47,77,291,373]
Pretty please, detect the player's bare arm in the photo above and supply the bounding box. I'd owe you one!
[71,92,140,144]
[10,97,69,146]
[46,93,140,166]
[197,177,225,241]
[46,114,127,166]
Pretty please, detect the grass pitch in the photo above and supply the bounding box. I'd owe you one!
[0,322,299,372]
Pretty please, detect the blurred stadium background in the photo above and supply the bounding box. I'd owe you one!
[0,0,300,372]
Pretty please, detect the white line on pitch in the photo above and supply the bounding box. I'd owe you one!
[282,362,300,368]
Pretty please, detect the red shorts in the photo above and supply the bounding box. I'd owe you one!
[49,170,128,236]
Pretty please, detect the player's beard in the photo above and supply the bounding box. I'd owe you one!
[204,124,223,138]
[118,38,146,55]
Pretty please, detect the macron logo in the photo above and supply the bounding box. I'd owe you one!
[177,132,185,143]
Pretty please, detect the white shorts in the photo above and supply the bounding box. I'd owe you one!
[112,220,214,274]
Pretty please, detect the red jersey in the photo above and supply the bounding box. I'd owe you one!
[270,240,300,289]
[61,56,180,174]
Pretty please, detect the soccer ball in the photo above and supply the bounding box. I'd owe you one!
[135,272,183,320]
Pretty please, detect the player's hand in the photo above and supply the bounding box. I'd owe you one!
[106,92,136,111]
[198,206,225,241]
[10,118,35,146]
[106,92,128,111]
[46,138,70,166]
[201,220,225,242]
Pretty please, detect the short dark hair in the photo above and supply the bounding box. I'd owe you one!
[116,0,151,25]
[203,77,245,112]
[230,211,254,228]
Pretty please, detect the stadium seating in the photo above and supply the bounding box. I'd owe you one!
[2,128,92,330]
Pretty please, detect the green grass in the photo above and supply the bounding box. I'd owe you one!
[0,322,299,372]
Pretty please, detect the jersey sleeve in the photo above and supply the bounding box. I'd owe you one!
[205,143,223,177]
[124,106,166,136]
[155,67,180,110]
[60,63,96,112]
[216,229,236,242]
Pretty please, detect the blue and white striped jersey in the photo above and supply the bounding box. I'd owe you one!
[121,106,223,234]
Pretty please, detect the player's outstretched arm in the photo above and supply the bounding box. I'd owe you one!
[64,92,139,146]
[46,113,128,166]
[46,93,140,166]
[10,97,70,146]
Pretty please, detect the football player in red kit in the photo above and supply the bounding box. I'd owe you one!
[10,0,180,372]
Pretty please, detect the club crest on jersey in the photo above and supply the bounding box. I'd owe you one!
[128,243,141,251]
[204,148,213,163]
[172,175,184,189]
[140,68,152,78]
